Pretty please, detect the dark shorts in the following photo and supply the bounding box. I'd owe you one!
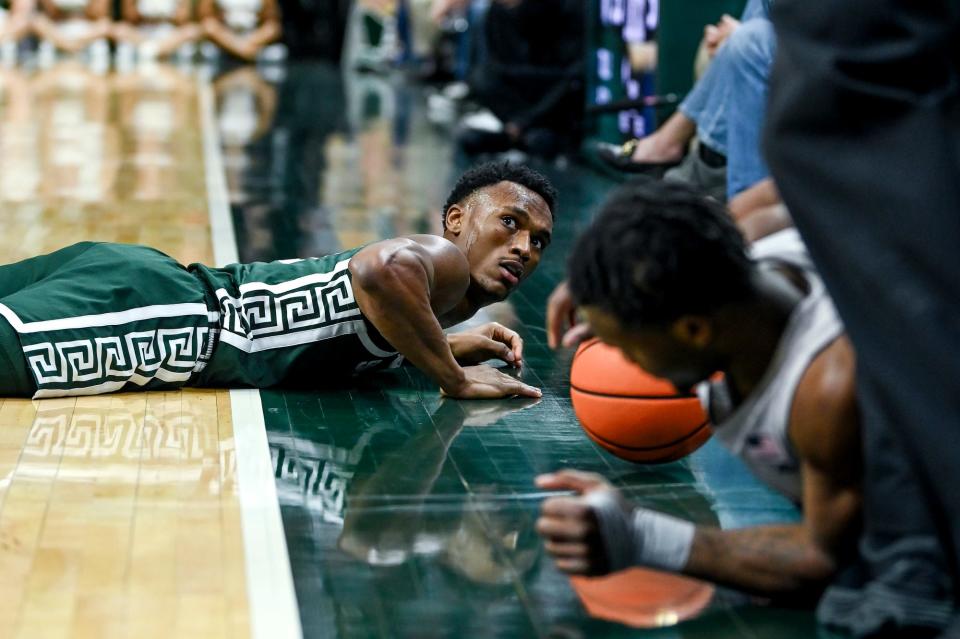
[0,242,218,398]
[0,313,34,397]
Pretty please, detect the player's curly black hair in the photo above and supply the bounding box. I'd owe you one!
[442,161,557,225]
[569,180,754,326]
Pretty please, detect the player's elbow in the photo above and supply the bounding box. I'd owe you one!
[770,545,838,602]
[795,546,838,587]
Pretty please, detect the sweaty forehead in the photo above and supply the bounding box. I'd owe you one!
[470,181,553,223]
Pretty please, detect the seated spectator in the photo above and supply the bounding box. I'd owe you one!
[597,0,775,202]
[0,0,34,52]
[197,0,282,63]
[112,0,201,61]
[456,0,585,158]
[33,0,112,64]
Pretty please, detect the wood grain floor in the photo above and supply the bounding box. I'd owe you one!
[0,61,250,638]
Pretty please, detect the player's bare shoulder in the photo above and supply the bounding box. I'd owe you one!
[405,234,471,310]
[349,235,470,314]
[789,336,860,478]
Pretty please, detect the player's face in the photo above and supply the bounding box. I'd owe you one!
[583,307,716,395]
[447,182,553,304]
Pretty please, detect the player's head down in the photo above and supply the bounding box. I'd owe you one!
[569,180,753,393]
[442,162,556,304]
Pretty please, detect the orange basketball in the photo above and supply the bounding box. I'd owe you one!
[570,567,715,628]
[570,338,711,463]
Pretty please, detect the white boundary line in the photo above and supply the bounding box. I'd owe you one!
[199,78,303,639]
[229,389,303,639]
[199,79,240,268]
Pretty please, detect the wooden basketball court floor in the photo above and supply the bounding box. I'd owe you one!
[0,59,826,638]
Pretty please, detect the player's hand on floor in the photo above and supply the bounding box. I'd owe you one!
[535,470,625,576]
[441,364,541,399]
[447,322,523,367]
[546,280,594,349]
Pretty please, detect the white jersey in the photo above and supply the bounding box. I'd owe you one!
[137,0,178,20]
[696,229,844,503]
[216,0,261,33]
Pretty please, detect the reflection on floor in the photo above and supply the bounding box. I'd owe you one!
[0,62,210,263]
[223,62,820,638]
[0,391,248,638]
[0,61,248,638]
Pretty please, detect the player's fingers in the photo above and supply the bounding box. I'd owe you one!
[506,331,524,364]
[553,557,592,575]
[479,336,515,363]
[546,282,575,349]
[544,540,591,559]
[536,516,592,542]
[512,380,541,398]
[535,469,609,493]
[489,324,524,364]
[540,496,593,520]
[561,323,594,349]
[546,307,567,349]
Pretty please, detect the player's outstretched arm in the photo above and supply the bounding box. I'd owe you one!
[351,236,540,399]
[537,339,861,598]
[535,469,853,601]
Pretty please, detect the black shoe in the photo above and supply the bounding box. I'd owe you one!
[457,127,514,155]
[595,140,683,176]
[522,128,564,158]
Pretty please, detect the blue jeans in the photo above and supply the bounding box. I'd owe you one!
[678,17,777,199]
[454,0,490,82]
[740,0,770,21]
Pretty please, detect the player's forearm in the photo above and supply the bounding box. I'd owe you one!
[684,524,836,598]
[243,20,279,49]
[353,256,466,393]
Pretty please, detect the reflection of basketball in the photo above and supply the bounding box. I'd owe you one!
[571,567,715,628]
[570,338,711,463]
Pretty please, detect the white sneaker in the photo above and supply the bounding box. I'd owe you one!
[442,81,469,101]
[460,109,503,133]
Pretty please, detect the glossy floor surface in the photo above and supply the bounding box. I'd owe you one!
[0,62,248,638]
[0,55,829,638]
[224,62,822,638]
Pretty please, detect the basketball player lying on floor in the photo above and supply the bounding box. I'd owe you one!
[0,162,551,400]
[538,180,860,601]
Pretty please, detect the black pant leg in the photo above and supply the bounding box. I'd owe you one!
[764,0,960,633]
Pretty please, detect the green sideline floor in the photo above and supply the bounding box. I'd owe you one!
[231,63,824,638]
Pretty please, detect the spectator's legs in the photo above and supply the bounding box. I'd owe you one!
[739,0,769,21]
[624,111,696,163]
[725,18,776,200]
[677,35,735,156]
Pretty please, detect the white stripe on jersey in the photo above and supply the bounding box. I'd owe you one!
[0,302,218,334]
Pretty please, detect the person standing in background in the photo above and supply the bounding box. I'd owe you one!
[764,1,960,636]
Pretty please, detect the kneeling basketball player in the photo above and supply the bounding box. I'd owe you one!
[536,181,862,601]
[0,162,551,400]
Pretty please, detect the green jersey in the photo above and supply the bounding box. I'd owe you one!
[190,247,403,389]
[0,243,402,398]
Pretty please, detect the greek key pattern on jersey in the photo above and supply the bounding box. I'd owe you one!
[270,425,387,525]
[214,260,392,357]
[24,404,235,480]
[23,326,216,396]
